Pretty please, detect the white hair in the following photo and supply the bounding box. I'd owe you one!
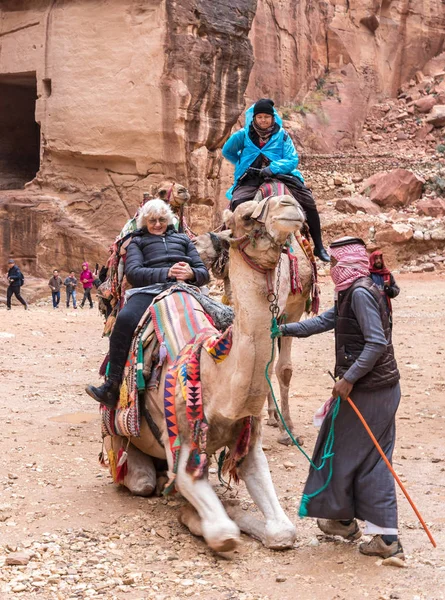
[136,198,175,230]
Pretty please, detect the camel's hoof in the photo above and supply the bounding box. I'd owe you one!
[209,536,239,553]
[264,522,297,550]
[266,418,279,428]
[277,433,304,447]
[155,473,169,496]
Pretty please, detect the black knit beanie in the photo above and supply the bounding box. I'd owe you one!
[253,98,275,116]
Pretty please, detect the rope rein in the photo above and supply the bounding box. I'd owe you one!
[264,249,340,518]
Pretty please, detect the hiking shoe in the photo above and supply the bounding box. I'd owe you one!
[85,380,120,410]
[7,307,11,310]
[359,535,404,560]
[317,519,362,540]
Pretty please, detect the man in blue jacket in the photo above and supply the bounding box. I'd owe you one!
[222,98,329,262]
[6,259,28,310]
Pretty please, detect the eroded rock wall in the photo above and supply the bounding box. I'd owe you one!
[1,0,445,289]
[245,0,445,152]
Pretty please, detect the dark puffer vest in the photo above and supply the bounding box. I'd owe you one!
[335,277,400,390]
[125,227,209,289]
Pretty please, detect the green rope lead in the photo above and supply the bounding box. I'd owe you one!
[265,318,341,517]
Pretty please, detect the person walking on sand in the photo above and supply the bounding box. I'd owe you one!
[6,258,28,310]
[48,269,63,309]
[64,270,78,309]
[79,262,94,309]
[273,236,404,561]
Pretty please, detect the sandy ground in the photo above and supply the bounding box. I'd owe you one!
[1,275,444,600]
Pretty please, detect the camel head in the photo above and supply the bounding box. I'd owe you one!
[224,195,304,270]
[194,230,231,273]
[153,180,190,209]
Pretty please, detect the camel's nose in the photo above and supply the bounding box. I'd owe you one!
[279,195,298,208]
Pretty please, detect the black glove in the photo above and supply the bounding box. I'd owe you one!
[261,166,273,178]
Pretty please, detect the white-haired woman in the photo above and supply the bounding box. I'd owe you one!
[86,199,209,409]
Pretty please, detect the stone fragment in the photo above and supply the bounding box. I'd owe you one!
[426,105,445,126]
[415,123,434,140]
[276,575,287,582]
[413,230,424,241]
[431,229,445,241]
[417,198,445,217]
[375,224,413,244]
[421,263,435,272]
[335,195,380,215]
[382,556,407,568]
[5,552,31,566]
[414,95,437,113]
[361,169,423,207]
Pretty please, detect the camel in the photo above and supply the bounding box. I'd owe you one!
[152,180,193,235]
[194,226,313,445]
[104,193,306,552]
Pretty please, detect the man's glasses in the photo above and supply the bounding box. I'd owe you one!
[147,217,168,225]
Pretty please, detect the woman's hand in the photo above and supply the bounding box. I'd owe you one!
[169,262,194,281]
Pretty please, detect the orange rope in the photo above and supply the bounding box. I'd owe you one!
[346,396,437,548]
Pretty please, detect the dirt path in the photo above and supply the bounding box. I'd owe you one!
[1,275,444,600]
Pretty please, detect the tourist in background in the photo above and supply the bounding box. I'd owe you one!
[79,262,94,309]
[6,258,27,310]
[64,270,78,309]
[48,269,63,309]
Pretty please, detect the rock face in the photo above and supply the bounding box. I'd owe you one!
[246,0,445,152]
[0,0,256,280]
[1,0,445,288]
[360,169,424,208]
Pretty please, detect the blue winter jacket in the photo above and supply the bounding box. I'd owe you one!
[222,104,304,199]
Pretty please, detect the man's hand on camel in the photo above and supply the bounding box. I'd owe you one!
[168,262,194,281]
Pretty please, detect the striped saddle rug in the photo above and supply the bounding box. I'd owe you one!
[101,289,217,439]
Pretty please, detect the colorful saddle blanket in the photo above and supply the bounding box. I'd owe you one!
[101,289,217,439]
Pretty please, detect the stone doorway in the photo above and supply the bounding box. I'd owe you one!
[0,72,40,190]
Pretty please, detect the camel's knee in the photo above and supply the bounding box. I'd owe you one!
[123,444,157,497]
[277,366,292,387]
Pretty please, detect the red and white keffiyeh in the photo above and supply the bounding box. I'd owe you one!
[329,242,370,293]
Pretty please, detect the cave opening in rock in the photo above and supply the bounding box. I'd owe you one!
[0,72,40,190]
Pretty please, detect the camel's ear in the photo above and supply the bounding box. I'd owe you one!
[223,209,235,232]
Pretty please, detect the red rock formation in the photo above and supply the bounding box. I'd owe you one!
[360,169,424,207]
[1,0,445,292]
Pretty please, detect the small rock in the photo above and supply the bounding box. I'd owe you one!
[276,576,287,582]
[382,556,407,568]
[283,461,296,469]
[12,585,28,593]
[6,552,31,566]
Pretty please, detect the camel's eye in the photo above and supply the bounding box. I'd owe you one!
[178,188,187,194]
[242,214,253,222]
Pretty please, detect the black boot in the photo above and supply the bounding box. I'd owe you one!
[305,207,330,262]
[314,246,330,262]
[86,379,120,409]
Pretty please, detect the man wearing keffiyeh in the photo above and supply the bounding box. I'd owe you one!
[369,250,400,327]
[274,236,404,561]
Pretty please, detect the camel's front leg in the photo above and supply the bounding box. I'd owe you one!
[274,336,304,446]
[175,443,240,552]
[231,434,296,549]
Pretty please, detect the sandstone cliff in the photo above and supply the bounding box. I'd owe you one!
[1,0,445,300]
